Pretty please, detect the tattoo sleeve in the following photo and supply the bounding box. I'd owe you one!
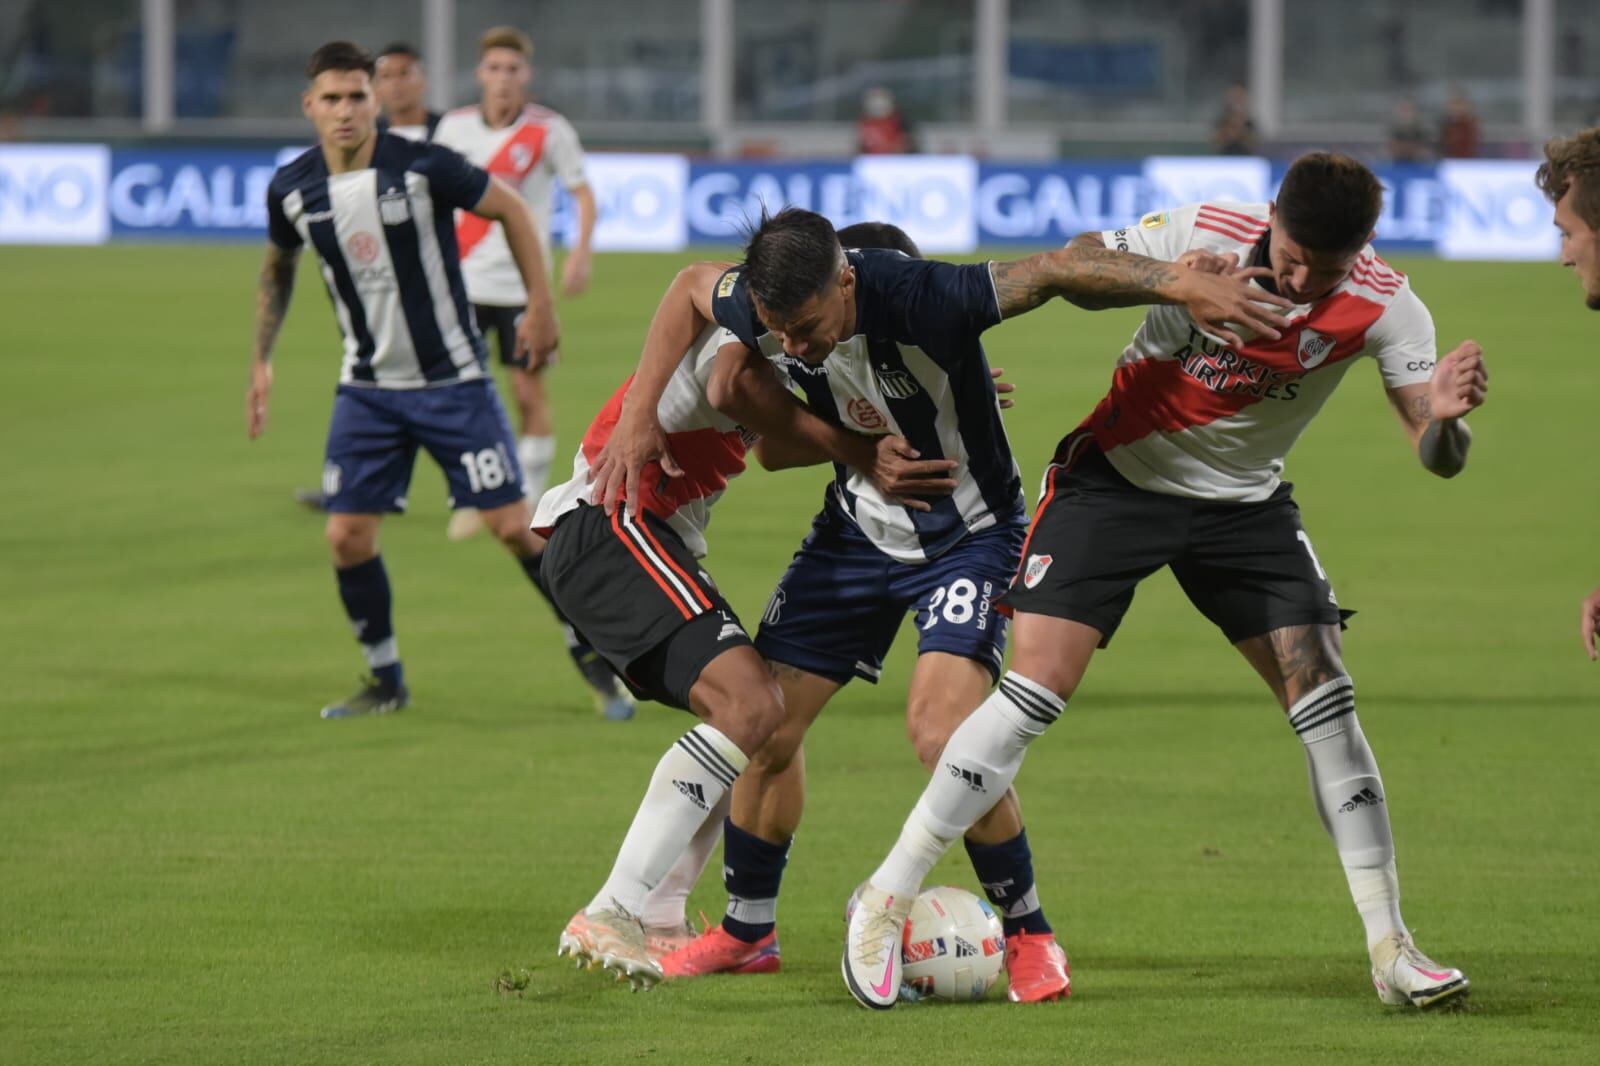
[1266,625,1344,702]
[253,245,299,363]
[1406,391,1472,478]
[989,234,1180,318]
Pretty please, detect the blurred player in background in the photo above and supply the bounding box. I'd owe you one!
[845,153,1485,1011]
[247,42,625,720]
[1535,129,1600,656]
[435,26,597,542]
[373,42,441,142]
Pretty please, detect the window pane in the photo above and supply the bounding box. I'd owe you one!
[173,0,421,119]
[455,1,701,123]
[734,0,974,123]
[1556,0,1600,130]
[0,0,143,118]
[1007,0,1249,125]
[1282,0,1523,127]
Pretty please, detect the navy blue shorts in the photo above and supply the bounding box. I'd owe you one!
[322,379,525,514]
[755,502,1026,685]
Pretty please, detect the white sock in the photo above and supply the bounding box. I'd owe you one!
[640,791,729,929]
[871,673,1062,897]
[1290,676,1406,951]
[588,724,747,917]
[518,435,556,504]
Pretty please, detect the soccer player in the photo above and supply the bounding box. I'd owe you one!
[842,153,1487,1010]
[1533,129,1600,656]
[556,210,1285,991]
[247,41,613,720]
[434,26,596,542]
[373,42,442,142]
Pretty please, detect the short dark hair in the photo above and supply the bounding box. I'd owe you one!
[307,41,375,82]
[836,221,921,258]
[743,208,843,319]
[1275,151,1383,254]
[377,42,421,62]
[1537,129,1600,230]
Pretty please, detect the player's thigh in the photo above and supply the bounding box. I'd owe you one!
[322,387,417,516]
[999,447,1184,650]
[903,521,1025,688]
[1007,610,1102,700]
[752,664,842,773]
[1172,486,1347,649]
[411,379,526,512]
[754,504,900,687]
[903,651,1000,768]
[510,362,548,413]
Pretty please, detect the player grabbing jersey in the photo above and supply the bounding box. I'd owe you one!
[434,26,595,542]
[1534,129,1600,656]
[246,41,622,720]
[844,153,1486,1011]
[563,209,1283,992]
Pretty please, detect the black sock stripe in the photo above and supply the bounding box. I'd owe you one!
[1288,682,1355,726]
[1000,688,1057,726]
[1293,702,1356,735]
[677,733,738,786]
[1002,674,1065,713]
[1000,679,1062,722]
[680,729,740,780]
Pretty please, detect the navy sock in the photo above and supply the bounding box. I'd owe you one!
[517,552,619,699]
[721,818,791,943]
[965,828,1052,937]
[336,556,403,691]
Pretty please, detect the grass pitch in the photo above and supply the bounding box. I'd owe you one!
[2,245,1597,1064]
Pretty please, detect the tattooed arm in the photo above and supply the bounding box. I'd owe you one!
[987,232,1293,348]
[1385,340,1486,478]
[247,242,300,439]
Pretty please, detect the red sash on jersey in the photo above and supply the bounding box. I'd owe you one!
[455,119,549,259]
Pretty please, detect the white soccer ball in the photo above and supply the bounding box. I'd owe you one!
[900,885,1006,1001]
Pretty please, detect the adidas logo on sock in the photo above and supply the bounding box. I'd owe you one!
[1338,787,1384,813]
[673,779,708,810]
[946,764,987,792]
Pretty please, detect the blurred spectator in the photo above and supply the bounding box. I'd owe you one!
[1439,88,1480,159]
[1212,83,1258,156]
[857,86,911,154]
[1387,97,1431,164]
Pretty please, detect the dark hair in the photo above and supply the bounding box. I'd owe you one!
[1275,151,1383,253]
[377,41,421,61]
[307,41,375,82]
[743,208,843,319]
[1537,129,1600,230]
[836,221,921,258]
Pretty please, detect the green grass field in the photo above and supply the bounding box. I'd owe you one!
[3,245,1597,1064]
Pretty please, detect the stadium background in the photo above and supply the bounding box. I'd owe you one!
[3,2,1597,1063]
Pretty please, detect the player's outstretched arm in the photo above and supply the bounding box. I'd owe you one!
[708,345,957,511]
[989,232,1293,349]
[247,242,299,440]
[562,183,597,297]
[1385,341,1486,478]
[472,177,559,364]
[589,262,730,514]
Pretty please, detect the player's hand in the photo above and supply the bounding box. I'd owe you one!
[1428,340,1487,420]
[246,361,272,440]
[990,367,1015,409]
[515,300,561,369]
[1173,266,1293,349]
[587,401,683,516]
[868,434,958,512]
[561,249,592,298]
[1177,249,1241,276]
[1580,586,1600,661]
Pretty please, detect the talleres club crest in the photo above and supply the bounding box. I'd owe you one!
[1297,327,1335,369]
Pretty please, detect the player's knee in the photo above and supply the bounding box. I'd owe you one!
[750,717,806,777]
[694,660,785,756]
[904,693,963,771]
[325,520,376,566]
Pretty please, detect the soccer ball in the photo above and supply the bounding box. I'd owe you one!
[901,886,1006,1001]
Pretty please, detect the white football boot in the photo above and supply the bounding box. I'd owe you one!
[841,884,913,1010]
[1370,933,1469,1008]
[558,905,664,991]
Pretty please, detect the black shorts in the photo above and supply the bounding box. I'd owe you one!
[473,303,528,369]
[541,502,753,709]
[999,442,1348,646]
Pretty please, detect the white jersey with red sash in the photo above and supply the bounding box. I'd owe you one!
[1082,202,1438,501]
[432,103,587,307]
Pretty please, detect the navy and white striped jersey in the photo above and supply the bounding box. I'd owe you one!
[267,134,490,389]
[712,249,1025,564]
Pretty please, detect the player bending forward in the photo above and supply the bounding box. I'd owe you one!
[843,152,1487,1010]
[547,210,1284,990]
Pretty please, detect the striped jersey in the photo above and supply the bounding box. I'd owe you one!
[1081,202,1437,501]
[377,110,443,142]
[266,135,491,389]
[714,249,1026,564]
[433,104,587,307]
[533,322,755,558]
